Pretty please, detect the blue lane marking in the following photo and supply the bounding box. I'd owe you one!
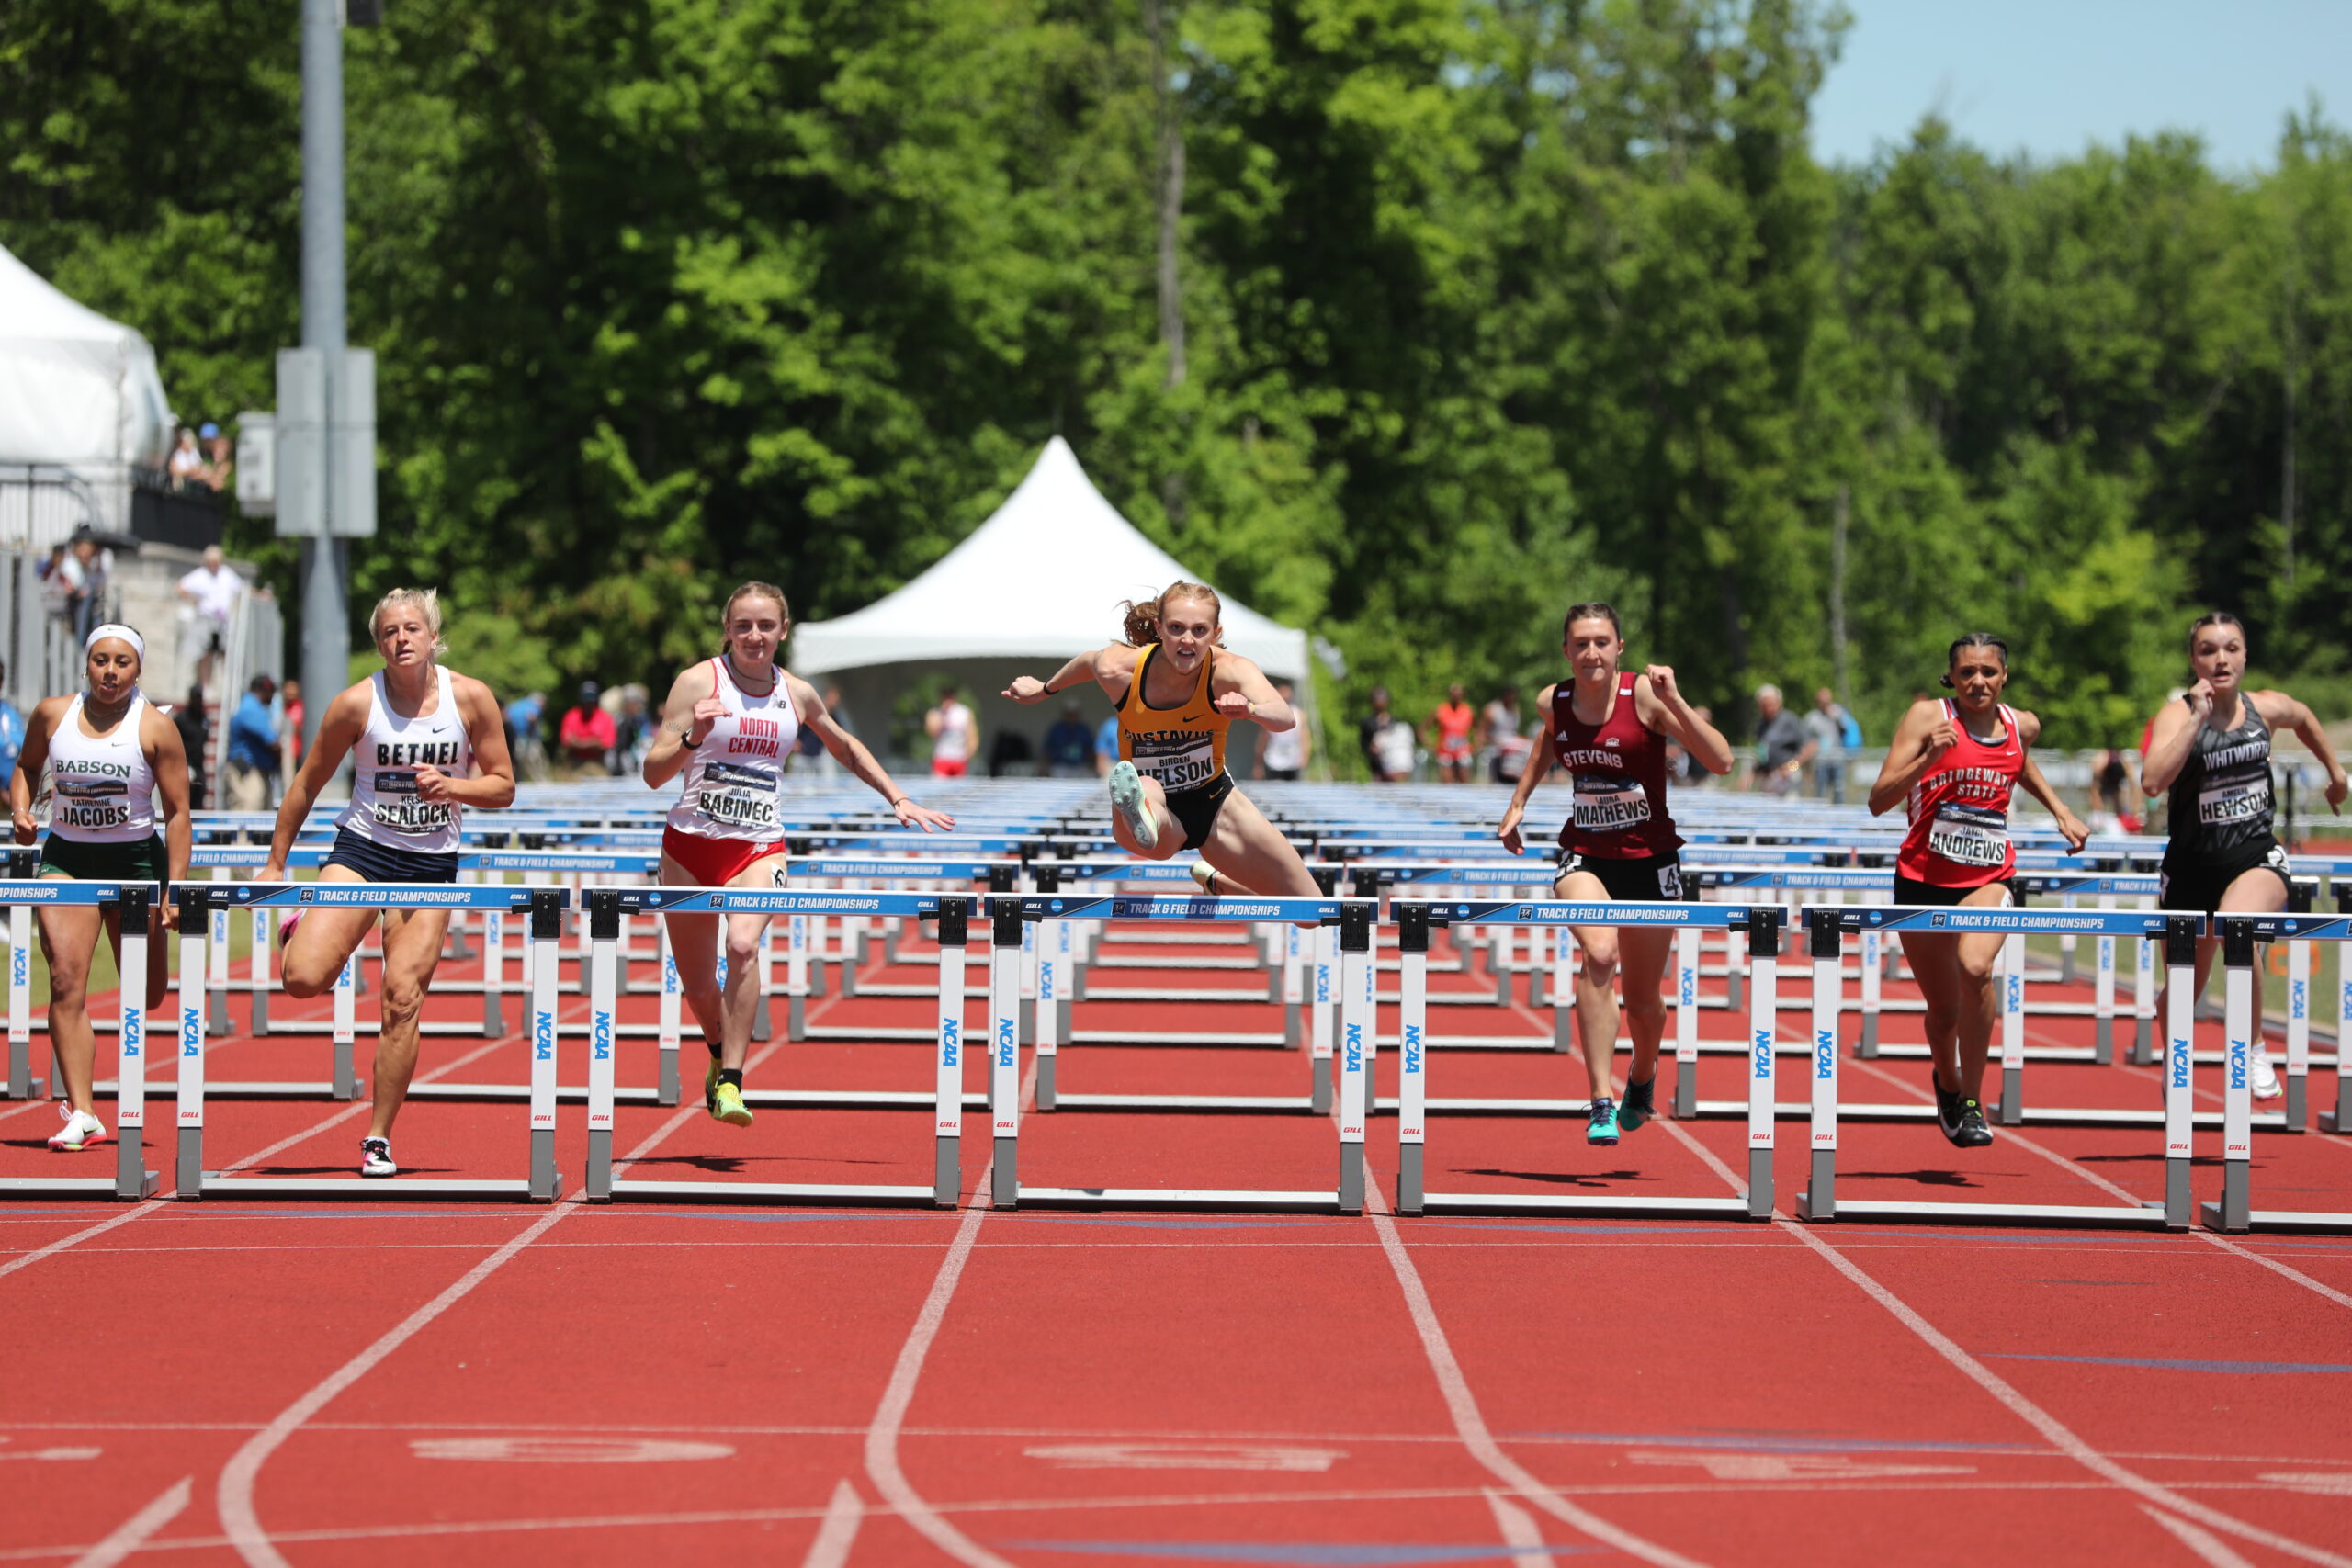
[1000,1543,1598,1566]
[1512,1428,2037,1455]
[1990,1354,2352,1375]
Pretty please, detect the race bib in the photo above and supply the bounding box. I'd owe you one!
[1572,772,1651,833]
[695,761,780,831]
[368,771,453,837]
[1928,801,2009,868]
[2199,777,2270,826]
[1133,732,1218,792]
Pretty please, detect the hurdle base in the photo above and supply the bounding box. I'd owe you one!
[1670,1059,1694,1119]
[2204,1207,2352,1235]
[1795,1150,1835,1221]
[1687,1099,1928,1122]
[738,1089,990,1110]
[1035,1055,1057,1110]
[0,1172,155,1199]
[4,1075,48,1101]
[1043,1092,1317,1112]
[1398,1143,1424,1214]
[1012,1186,1353,1213]
[2323,1106,2352,1134]
[2285,1076,2305,1130]
[992,1135,1017,1208]
[1871,1043,2099,1064]
[1747,1147,1772,1220]
[193,1176,552,1201]
[658,1047,680,1108]
[1312,1056,1332,1115]
[592,1180,940,1207]
[1415,1190,1751,1219]
[1813,1198,2174,1230]
[787,994,807,1042]
[933,1135,958,1208]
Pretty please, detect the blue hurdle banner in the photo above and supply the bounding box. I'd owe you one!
[616,887,945,919]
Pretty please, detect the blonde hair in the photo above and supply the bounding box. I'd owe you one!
[720,581,791,658]
[368,587,447,659]
[1119,581,1224,649]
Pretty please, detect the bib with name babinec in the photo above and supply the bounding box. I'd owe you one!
[1550,672,1680,859]
[1117,643,1231,794]
[46,692,157,843]
[1894,700,2022,886]
[665,656,797,840]
[339,667,472,855]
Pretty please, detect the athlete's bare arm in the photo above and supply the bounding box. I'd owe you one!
[640,663,720,790]
[416,676,515,810]
[142,704,193,922]
[2254,689,2349,813]
[2007,709,2091,851]
[1633,668,1733,775]
[8,697,65,841]
[1495,684,1559,856]
[788,676,956,832]
[261,683,372,878]
[1005,647,1136,706]
[1866,700,1958,817]
[1208,653,1294,730]
[2138,694,2205,796]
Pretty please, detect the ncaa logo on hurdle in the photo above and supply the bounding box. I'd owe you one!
[1343,1021,1363,1073]
[1815,1028,1834,1081]
[2292,977,2307,1021]
[534,1010,555,1062]
[1040,964,1056,1003]
[2228,1033,2247,1091]
[182,1004,201,1059]
[1403,1022,1422,1077]
[997,1015,1015,1068]
[1679,966,1694,1008]
[13,943,26,987]
[122,1008,143,1060]
[593,1010,613,1063]
[939,1018,960,1068]
[2170,1037,2191,1089]
[1751,1027,1772,1080]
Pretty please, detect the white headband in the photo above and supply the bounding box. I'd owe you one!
[85,624,145,661]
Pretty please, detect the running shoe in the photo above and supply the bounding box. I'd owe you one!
[2250,1047,2282,1100]
[1934,1085,1966,1145]
[1952,1099,1995,1148]
[277,909,304,947]
[47,1107,106,1151]
[359,1136,396,1178]
[1107,761,1159,851]
[1586,1096,1620,1147]
[712,1081,755,1127]
[704,1053,722,1113]
[1190,862,1219,895]
[1618,1075,1656,1133]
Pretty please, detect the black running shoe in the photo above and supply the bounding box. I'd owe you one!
[1619,1075,1656,1133]
[1953,1098,1995,1148]
[1935,1086,1966,1145]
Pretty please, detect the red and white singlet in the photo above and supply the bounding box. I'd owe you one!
[1551,672,1679,859]
[1894,701,2024,887]
[664,657,797,849]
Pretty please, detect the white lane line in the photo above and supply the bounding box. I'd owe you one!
[1482,1487,1555,1568]
[2143,1505,2261,1568]
[68,1475,190,1568]
[1644,1106,2352,1568]
[1364,1187,1712,1568]
[800,1479,865,1568]
[0,1203,166,1282]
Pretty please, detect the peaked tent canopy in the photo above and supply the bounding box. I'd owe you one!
[0,244,173,469]
[791,437,1307,680]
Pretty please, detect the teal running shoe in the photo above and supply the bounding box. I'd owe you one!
[1586,1096,1621,1147]
[1618,1075,1656,1133]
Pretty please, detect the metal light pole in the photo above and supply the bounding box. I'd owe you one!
[299,0,347,761]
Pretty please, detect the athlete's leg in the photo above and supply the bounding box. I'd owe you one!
[367,905,452,1138]
[34,895,102,1116]
[1946,887,2012,1102]
[1196,786,1319,896]
[1111,774,1183,862]
[95,903,172,1013]
[1616,927,1675,1089]
[2215,864,2289,1047]
[1900,930,1962,1085]
[715,851,792,1072]
[658,854,725,1055]
[277,863,382,998]
[1554,869,1621,1100]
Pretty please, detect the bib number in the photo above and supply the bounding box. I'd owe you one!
[1572,773,1651,833]
[696,761,780,831]
[2199,779,2269,826]
[1928,802,2008,868]
[1136,738,1216,792]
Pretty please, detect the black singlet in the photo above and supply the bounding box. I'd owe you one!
[2164,698,2277,871]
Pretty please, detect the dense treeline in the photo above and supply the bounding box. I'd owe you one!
[5,0,2347,759]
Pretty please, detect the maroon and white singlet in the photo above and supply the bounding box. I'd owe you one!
[1551,672,1680,859]
[1894,700,2024,888]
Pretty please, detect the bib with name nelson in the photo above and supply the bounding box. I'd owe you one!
[1117,643,1230,795]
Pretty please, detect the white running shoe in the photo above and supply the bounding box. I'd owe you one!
[1190,862,1218,895]
[2250,1047,2282,1100]
[1108,761,1159,851]
[359,1137,397,1178]
[47,1107,106,1151]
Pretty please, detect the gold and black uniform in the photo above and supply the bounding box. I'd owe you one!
[1117,643,1236,850]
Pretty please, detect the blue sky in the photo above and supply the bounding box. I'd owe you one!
[1809,0,2352,173]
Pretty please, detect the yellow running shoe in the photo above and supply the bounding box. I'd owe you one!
[711,1081,754,1127]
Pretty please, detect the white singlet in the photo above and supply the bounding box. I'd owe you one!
[338,667,472,854]
[46,694,156,843]
[933,700,974,764]
[664,657,798,840]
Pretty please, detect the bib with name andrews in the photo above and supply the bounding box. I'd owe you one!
[1894,700,2022,887]
[665,656,798,840]
[1550,672,1679,859]
[338,666,472,855]
[1117,643,1231,795]
[45,692,157,843]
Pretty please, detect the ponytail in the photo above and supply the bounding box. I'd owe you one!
[1118,581,1224,648]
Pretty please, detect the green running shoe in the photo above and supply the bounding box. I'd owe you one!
[1586,1096,1621,1147]
[711,1081,755,1127]
[1618,1075,1656,1133]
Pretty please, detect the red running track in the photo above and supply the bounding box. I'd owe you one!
[2,920,2349,1567]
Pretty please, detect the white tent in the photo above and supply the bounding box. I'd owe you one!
[791,437,1313,771]
[0,244,173,472]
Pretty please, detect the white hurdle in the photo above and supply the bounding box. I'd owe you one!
[0,882,159,1200]
[2211,909,2352,1233]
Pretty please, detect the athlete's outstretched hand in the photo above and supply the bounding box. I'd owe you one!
[2053,806,2092,854]
[686,694,728,747]
[892,797,956,833]
[1003,676,1048,705]
[2328,773,2347,816]
[1496,803,1525,858]
[1922,709,1961,759]
[1644,664,1681,705]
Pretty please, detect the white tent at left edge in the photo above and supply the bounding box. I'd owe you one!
[0,243,174,475]
[791,436,1310,772]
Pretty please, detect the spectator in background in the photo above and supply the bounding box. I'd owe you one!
[1746,682,1815,794]
[280,678,305,781]
[199,423,232,491]
[1428,683,1476,784]
[1803,685,1854,805]
[1360,687,1416,782]
[177,545,244,694]
[1666,704,1716,785]
[60,536,105,639]
[2089,747,2141,835]
[926,685,977,777]
[37,545,71,622]
[616,684,650,773]
[986,727,1033,778]
[817,685,851,775]
[1481,689,1522,784]
[1094,711,1119,777]
[559,681,616,774]
[503,689,546,781]
[0,660,22,791]
[1258,681,1308,780]
[174,682,210,810]
[1043,701,1096,778]
[224,674,280,811]
[167,427,206,489]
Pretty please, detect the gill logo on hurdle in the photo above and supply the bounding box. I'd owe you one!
[940,1017,960,1068]
[1751,1028,1772,1080]
[534,1009,555,1062]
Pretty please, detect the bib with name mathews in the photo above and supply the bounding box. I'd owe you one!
[1117,643,1230,795]
[340,667,472,854]
[46,693,156,843]
[666,656,797,840]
